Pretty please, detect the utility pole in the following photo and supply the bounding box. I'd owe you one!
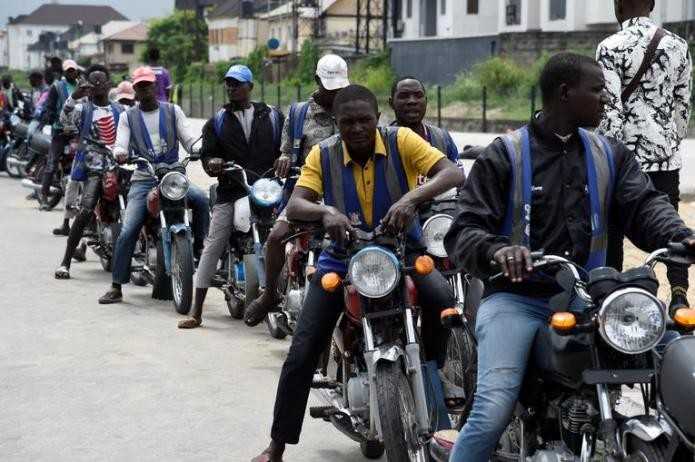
[355,0,361,54]
[366,0,371,54]
[292,0,299,53]
[382,0,388,50]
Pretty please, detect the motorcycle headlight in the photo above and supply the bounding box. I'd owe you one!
[251,178,283,207]
[9,114,20,126]
[348,246,400,299]
[598,288,666,354]
[160,171,189,201]
[422,214,453,258]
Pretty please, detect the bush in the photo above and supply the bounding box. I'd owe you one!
[472,57,528,96]
[349,51,394,96]
[294,40,320,83]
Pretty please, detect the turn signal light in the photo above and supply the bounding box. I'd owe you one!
[673,308,695,329]
[321,272,342,292]
[550,312,577,331]
[415,255,434,275]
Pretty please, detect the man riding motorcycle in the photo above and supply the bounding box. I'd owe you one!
[54,65,124,280]
[177,64,283,329]
[97,66,209,305]
[40,59,80,211]
[389,76,459,163]
[243,54,350,327]
[442,52,695,462]
[251,84,464,462]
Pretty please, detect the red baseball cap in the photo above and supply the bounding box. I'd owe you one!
[132,66,156,85]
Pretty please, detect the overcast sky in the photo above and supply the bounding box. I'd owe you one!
[2,0,175,26]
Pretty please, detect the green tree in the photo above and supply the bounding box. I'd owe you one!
[144,10,208,81]
[294,39,320,83]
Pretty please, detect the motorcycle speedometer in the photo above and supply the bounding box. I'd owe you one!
[251,178,283,207]
[348,246,400,298]
[598,288,666,354]
[422,213,453,258]
[160,171,189,201]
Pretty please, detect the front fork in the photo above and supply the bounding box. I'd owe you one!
[362,308,431,439]
[251,221,267,288]
[160,207,191,274]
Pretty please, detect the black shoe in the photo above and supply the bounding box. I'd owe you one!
[98,288,123,304]
[52,224,70,236]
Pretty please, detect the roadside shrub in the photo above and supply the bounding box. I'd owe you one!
[472,57,528,96]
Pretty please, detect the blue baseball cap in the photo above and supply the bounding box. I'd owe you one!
[225,64,253,83]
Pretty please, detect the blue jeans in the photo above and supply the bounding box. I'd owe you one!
[450,292,556,462]
[111,179,209,285]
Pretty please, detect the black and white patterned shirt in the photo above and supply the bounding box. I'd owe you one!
[596,17,692,172]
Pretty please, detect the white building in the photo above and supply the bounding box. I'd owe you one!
[396,0,499,39]
[69,21,138,61]
[7,4,127,71]
[0,30,8,68]
[207,1,260,62]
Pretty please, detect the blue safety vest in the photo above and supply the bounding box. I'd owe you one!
[53,79,73,131]
[126,102,179,169]
[212,104,281,147]
[317,126,422,274]
[500,126,616,271]
[70,102,123,181]
[425,123,458,163]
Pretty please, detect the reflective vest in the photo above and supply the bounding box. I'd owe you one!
[425,123,458,163]
[126,102,178,168]
[53,79,73,130]
[317,126,422,273]
[500,126,616,271]
[70,102,123,181]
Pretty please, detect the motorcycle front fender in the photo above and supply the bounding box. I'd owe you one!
[363,345,407,439]
[621,416,672,452]
[162,223,191,273]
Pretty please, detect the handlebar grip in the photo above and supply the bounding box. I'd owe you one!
[668,241,688,255]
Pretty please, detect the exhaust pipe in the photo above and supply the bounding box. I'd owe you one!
[5,157,28,170]
[21,179,61,194]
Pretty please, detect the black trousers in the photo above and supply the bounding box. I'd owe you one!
[61,175,101,268]
[607,169,688,289]
[42,133,70,198]
[270,265,455,445]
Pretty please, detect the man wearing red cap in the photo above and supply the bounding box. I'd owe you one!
[98,66,209,304]
[40,59,81,214]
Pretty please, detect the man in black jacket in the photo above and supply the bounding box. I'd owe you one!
[178,65,283,328]
[443,52,694,462]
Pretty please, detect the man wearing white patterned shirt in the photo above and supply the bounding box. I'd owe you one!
[597,0,692,310]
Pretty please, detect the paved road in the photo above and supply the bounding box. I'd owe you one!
[0,175,379,461]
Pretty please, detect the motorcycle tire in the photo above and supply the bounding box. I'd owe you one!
[441,326,477,431]
[6,151,22,178]
[624,435,669,461]
[171,233,194,315]
[375,361,429,462]
[34,162,63,209]
[151,237,173,301]
[242,254,259,309]
[265,313,288,340]
[225,289,244,319]
[100,223,122,272]
[360,439,385,459]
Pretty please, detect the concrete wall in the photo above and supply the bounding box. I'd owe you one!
[0,32,8,68]
[390,35,498,85]
[8,24,68,70]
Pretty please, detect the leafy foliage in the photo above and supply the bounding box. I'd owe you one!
[294,39,320,83]
[144,11,208,81]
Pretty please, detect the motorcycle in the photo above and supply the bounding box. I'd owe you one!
[308,227,442,461]
[129,156,197,315]
[4,107,49,179]
[78,137,133,272]
[21,132,77,209]
[431,245,695,461]
[207,161,284,322]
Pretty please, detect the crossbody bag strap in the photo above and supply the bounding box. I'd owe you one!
[621,28,666,104]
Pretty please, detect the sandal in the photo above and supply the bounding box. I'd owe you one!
[98,288,123,304]
[250,451,282,462]
[178,318,202,329]
[54,266,70,280]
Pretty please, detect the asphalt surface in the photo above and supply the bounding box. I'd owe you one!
[0,174,379,461]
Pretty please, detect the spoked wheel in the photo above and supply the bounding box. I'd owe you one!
[151,235,173,300]
[171,233,194,315]
[624,435,669,462]
[441,326,477,431]
[375,361,429,461]
[6,146,23,178]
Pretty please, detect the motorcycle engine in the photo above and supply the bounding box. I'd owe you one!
[528,444,575,462]
[559,396,598,453]
[347,373,370,417]
[285,289,303,314]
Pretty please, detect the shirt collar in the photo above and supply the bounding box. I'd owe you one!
[622,16,654,30]
[342,129,388,166]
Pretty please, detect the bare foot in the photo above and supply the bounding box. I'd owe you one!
[178,317,202,329]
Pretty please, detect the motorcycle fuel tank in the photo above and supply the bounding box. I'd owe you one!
[531,325,593,389]
[659,335,695,439]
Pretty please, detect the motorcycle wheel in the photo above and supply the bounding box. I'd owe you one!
[375,361,429,462]
[242,254,259,309]
[34,163,63,209]
[130,234,148,286]
[6,147,22,178]
[441,326,477,431]
[360,439,385,459]
[171,233,194,315]
[151,236,173,301]
[265,313,288,340]
[624,435,669,461]
[99,223,122,272]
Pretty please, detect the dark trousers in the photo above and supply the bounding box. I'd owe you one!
[608,169,688,289]
[61,175,100,268]
[270,265,455,445]
[42,133,70,198]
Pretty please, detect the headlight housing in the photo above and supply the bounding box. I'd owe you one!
[348,246,400,298]
[598,288,666,354]
[85,152,106,171]
[251,178,283,207]
[422,214,453,258]
[160,171,189,201]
